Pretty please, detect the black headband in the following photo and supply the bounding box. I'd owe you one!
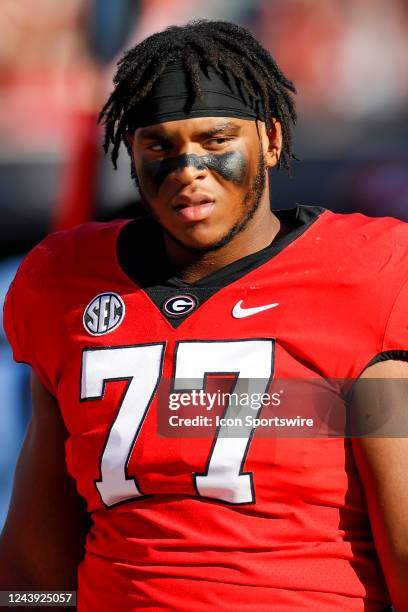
[132,60,265,128]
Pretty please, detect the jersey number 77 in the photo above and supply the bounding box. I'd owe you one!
[80,339,274,507]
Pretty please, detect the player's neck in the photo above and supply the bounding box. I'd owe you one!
[164,208,282,284]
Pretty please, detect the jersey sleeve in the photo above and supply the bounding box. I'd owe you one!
[382,276,408,354]
[2,245,58,396]
[3,273,24,363]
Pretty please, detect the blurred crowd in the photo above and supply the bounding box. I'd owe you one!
[1,0,407,155]
[0,0,407,246]
[0,0,407,527]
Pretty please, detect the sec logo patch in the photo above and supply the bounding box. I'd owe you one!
[83,292,125,335]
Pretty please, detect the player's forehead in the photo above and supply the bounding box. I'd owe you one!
[135,116,254,141]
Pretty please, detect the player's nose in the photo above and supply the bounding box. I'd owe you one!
[169,154,207,185]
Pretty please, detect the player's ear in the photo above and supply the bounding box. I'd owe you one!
[264,119,282,169]
[124,131,135,152]
[123,132,138,166]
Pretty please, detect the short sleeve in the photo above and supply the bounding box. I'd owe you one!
[3,271,25,364]
[2,249,57,396]
[382,276,408,353]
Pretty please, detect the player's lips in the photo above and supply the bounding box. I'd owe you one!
[172,193,215,222]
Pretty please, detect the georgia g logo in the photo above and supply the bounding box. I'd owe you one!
[83,292,125,336]
[162,294,197,317]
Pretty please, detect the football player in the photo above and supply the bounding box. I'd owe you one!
[1,20,408,611]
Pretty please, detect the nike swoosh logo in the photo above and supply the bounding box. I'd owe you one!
[232,300,280,319]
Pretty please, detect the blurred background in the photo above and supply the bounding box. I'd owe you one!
[0,0,407,528]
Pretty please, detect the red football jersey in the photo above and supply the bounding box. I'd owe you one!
[4,206,407,611]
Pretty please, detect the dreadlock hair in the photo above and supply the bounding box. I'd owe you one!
[98,20,297,173]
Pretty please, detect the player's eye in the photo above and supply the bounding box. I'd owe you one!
[147,142,167,151]
[207,137,230,145]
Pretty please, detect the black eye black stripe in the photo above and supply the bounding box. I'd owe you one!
[145,151,247,188]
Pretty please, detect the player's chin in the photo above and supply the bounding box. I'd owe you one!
[168,221,233,252]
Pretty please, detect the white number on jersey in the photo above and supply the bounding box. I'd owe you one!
[81,340,274,507]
